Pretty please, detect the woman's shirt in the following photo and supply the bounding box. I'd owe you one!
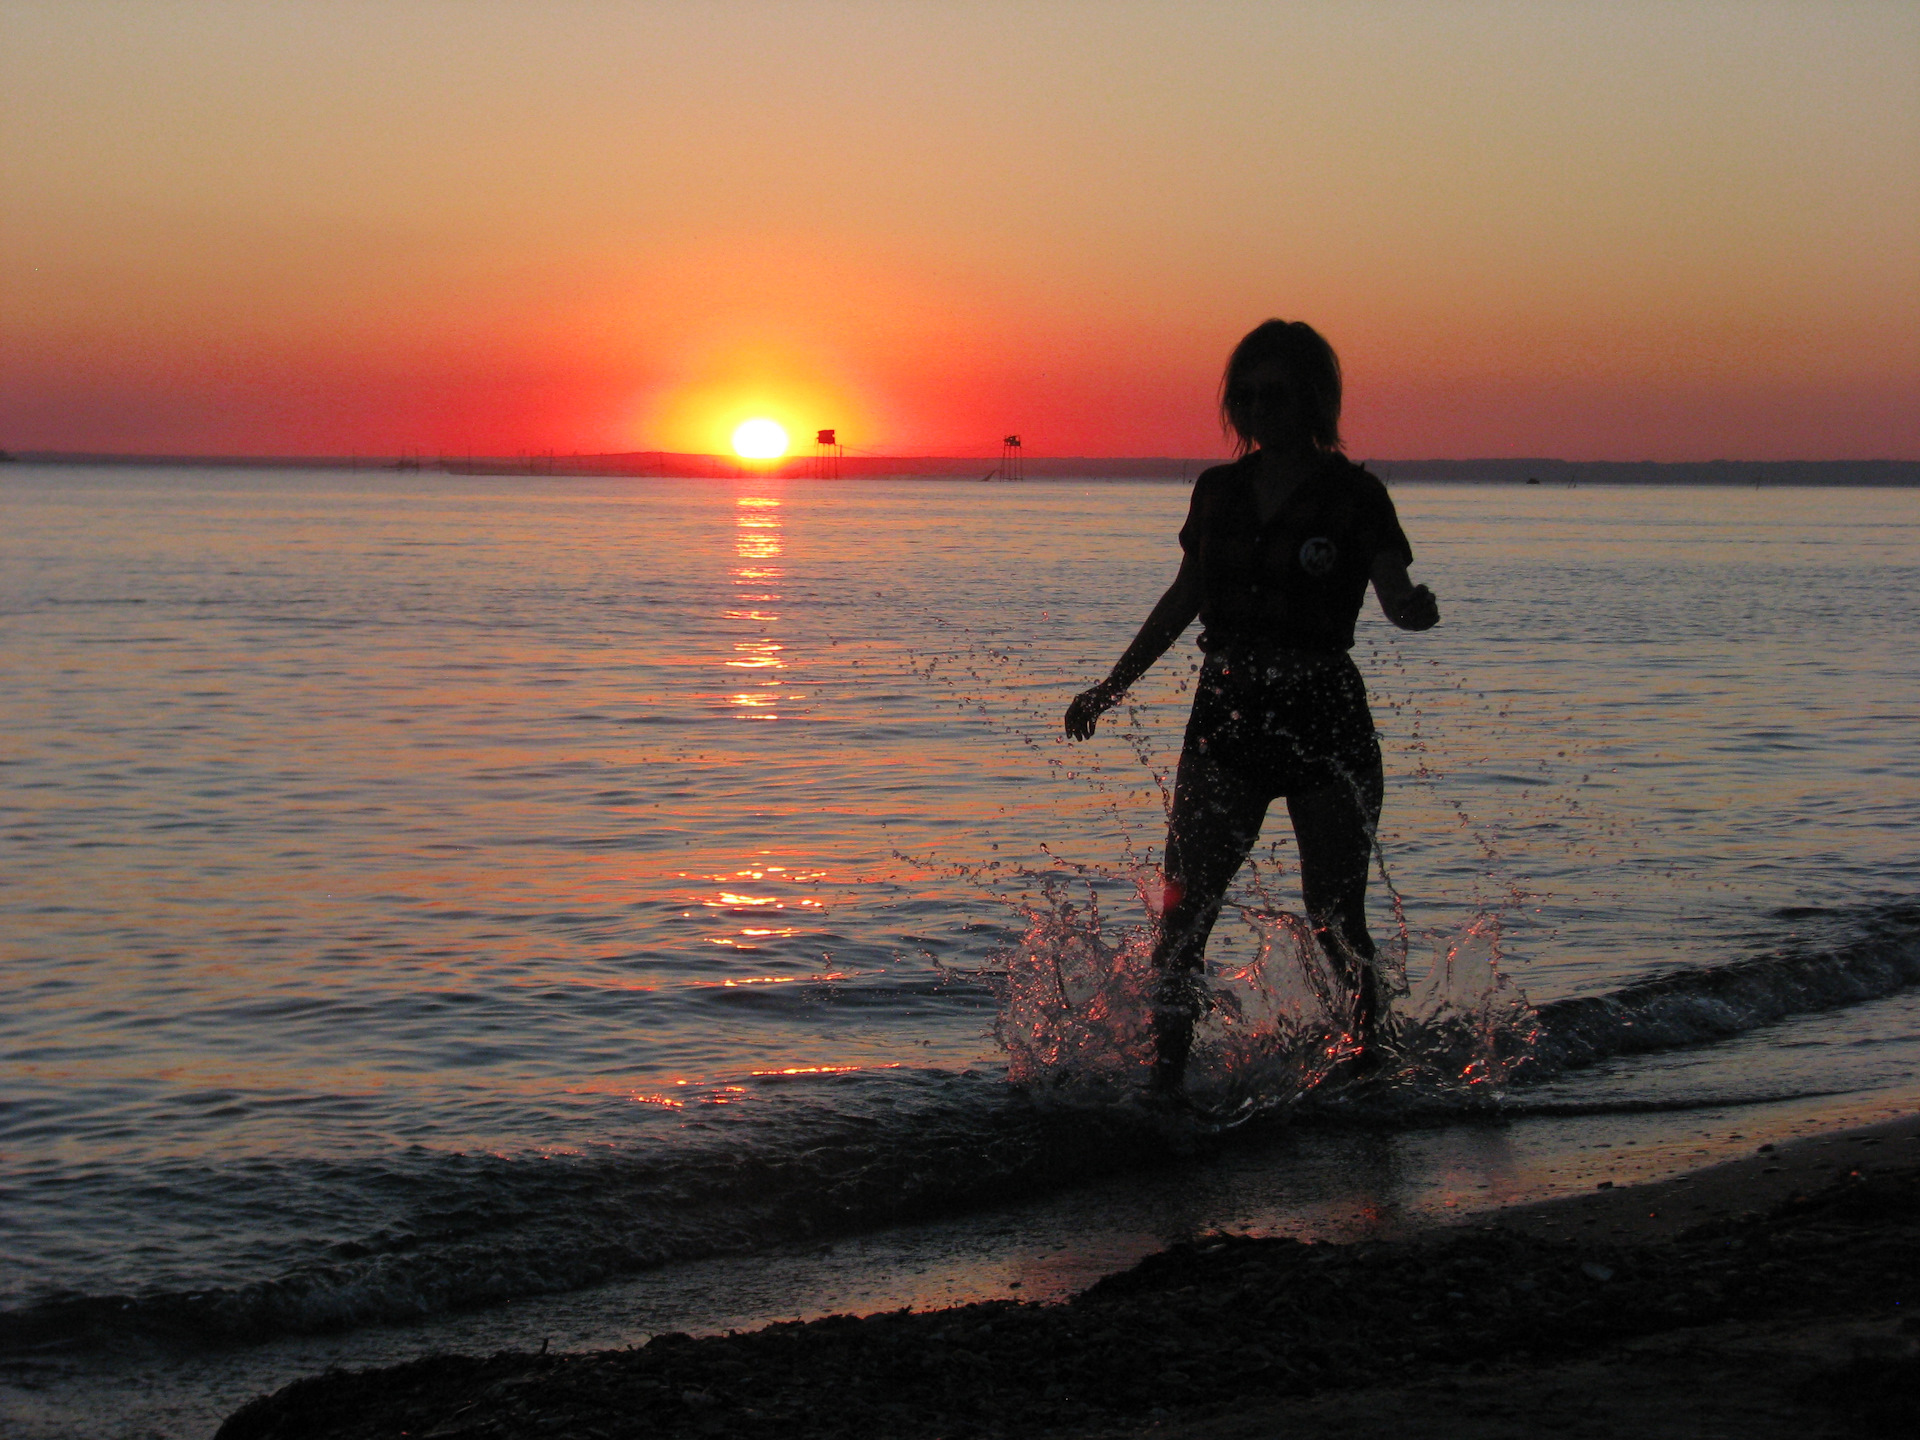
[1178,451,1413,654]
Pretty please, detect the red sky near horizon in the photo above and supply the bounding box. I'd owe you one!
[4,2,1917,462]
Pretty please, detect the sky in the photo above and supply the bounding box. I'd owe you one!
[3,1,1917,460]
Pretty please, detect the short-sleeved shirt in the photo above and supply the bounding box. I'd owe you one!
[1178,451,1413,654]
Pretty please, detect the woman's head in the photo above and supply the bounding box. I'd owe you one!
[1219,319,1343,456]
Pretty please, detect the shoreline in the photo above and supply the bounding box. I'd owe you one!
[215,1112,1920,1439]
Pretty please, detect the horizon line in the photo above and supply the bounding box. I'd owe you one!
[8,450,1919,469]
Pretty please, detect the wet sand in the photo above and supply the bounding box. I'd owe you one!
[216,1115,1920,1440]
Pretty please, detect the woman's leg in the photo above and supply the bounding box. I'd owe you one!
[1285,757,1387,1047]
[1151,748,1272,1089]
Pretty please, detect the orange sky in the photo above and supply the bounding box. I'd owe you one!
[3,1,1916,460]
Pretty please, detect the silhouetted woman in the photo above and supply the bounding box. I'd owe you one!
[1065,320,1438,1091]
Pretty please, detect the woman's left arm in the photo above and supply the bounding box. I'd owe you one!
[1370,552,1439,630]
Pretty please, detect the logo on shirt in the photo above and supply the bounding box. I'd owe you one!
[1298,536,1338,577]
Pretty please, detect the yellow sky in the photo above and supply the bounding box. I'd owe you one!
[3,1,1916,457]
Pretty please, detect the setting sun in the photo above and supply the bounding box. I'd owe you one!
[732,419,789,460]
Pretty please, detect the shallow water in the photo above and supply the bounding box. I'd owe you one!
[2,468,1917,1433]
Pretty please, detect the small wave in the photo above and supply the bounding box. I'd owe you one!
[8,902,1915,1357]
[993,892,1920,1108]
[1471,1090,1860,1118]
[998,887,1920,1098]
[1528,902,1920,1075]
[0,1080,1189,1356]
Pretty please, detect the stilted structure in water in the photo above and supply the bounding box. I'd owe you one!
[813,429,843,480]
[990,433,1024,482]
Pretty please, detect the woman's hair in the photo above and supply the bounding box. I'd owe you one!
[1219,319,1343,455]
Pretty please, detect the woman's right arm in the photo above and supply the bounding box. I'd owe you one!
[1064,556,1201,740]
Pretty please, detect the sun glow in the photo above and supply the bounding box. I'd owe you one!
[732,418,789,460]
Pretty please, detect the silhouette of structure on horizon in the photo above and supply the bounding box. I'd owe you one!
[813,429,843,480]
[987,434,1024,482]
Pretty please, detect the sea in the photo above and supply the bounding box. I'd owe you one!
[3,466,1917,1437]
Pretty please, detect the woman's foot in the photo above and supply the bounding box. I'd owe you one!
[1325,965,1394,1082]
[1340,1039,1386,1080]
[1149,967,1200,1094]
[1144,1006,1190,1090]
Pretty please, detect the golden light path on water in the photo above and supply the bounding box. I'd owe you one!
[726,493,786,720]
[675,487,838,1051]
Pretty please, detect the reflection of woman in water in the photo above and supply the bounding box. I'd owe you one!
[1065,320,1439,1092]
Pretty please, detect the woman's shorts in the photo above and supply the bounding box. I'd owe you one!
[1181,646,1381,798]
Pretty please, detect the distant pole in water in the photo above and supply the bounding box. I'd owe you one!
[814,429,842,481]
[996,434,1024,482]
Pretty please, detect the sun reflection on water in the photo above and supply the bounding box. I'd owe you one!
[685,864,830,951]
[724,493,790,721]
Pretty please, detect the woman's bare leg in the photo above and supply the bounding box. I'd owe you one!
[1285,761,1387,1051]
[1151,750,1271,1090]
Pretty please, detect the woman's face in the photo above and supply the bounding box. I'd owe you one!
[1235,361,1310,450]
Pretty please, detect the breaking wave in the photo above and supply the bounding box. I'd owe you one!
[5,900,1915,1357]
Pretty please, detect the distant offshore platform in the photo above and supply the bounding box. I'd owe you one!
[982,434,1024,482]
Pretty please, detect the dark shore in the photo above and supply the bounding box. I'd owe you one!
[217,1117,1920,1440]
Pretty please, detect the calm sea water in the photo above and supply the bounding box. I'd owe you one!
[3,467,1918,1434]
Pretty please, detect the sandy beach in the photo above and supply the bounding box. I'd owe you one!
[215,1113,1920,1440]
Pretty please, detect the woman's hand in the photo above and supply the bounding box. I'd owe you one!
[1065,681,1120,740]
[1065,562,1198,740]
[1370,553,1439,631]
[1388,584,1439,631]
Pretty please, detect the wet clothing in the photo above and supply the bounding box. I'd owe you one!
[1150,452,1408,1076]
[1161,658,1384,979]
[1150,717,1386,1083]
[1172,451,1400,812]
[1178,451,1412,655]
[1182,647,1381,797]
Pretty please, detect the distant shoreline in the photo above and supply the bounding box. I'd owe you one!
[6,451,1918,486]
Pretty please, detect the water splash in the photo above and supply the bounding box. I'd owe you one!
[1388,912,1542,1094]
[900,601,1556,1117]
[1196,905,1541,1117]
[1186,908,1360,1117]
[991,877,1158,1096]
[986,872,1542,1122]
